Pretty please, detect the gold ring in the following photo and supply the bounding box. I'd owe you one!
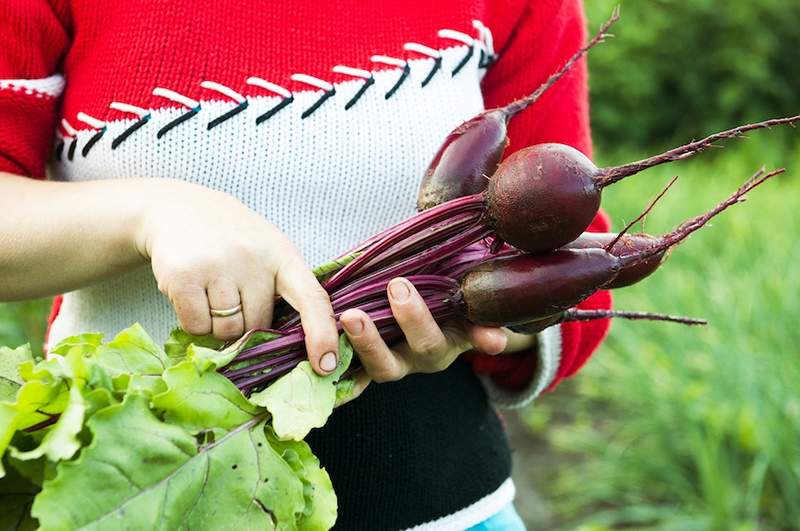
[209,304,243,318]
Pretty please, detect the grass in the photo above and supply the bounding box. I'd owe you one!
[519,136,800,530]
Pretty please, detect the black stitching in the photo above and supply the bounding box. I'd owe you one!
[207,100,249,130]
[256,95,294,125]
[421,57,442,88]
[112,115,150,150]
[452,45,474,76]
[67,138,77,161]
[385,64,410,100]
[54,140,64,161]
[344,77,375,110]
[81,128,106,157]
[157,106,201,139]
[479,52,498,69]
[301,88,336,119]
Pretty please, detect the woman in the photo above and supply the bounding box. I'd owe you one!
[0,0,610,528]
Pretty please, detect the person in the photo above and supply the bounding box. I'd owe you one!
[0,0,611,528]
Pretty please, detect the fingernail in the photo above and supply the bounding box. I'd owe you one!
[487,334,507,355]
[320,351,338,373]
[343,316,364,336]
[388,279,410,302]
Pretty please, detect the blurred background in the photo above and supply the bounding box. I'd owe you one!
[2,0,799,529]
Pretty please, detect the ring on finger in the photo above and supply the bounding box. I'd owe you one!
[209,304,243,318]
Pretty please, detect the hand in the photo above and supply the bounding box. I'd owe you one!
[136,180,339,375]
[339,277,528,393]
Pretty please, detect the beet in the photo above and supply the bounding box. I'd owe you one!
[565,232,665,288]
[485,115,798,253]
[417,10,620,211]
[458,248,621,325]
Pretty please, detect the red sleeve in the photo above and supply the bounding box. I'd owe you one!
[467,0,612,392]
[0,0,70,178]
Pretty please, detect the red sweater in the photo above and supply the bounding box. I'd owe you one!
[1,1,610,525]
[0,0,610,392]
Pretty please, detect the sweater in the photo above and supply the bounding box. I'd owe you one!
[0,0,611,528]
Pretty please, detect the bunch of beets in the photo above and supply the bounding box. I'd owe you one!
[221,11,798,394]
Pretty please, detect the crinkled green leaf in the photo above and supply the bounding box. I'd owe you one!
[126,374,167,398]
[152,360,261,432]
[92,323,169,376]
[10,383,85,463]
[0,457,40,531]
[32,395,309,531]
[267,429,337,531]
[249,335,353,440]
[334,378,355,405]
[0,344,33,401]
[0,377,65,478]
[164,328,224,363]
[49,333,103,357]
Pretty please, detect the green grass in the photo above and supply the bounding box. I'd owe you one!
[520,137,800,530]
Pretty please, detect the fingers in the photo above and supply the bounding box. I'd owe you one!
[241,277,275,331]
[387,278,456,357]
[169,281,212,336]
[466,324,508,355]
[340,309,409,382]
[207,277,244,341]
[276,257,339,376]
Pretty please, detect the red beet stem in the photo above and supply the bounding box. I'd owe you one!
[606,175,678,252]
[324,194,484,291]
[598,116,800,187]
[503,7,620,118]
[621,167,784,267]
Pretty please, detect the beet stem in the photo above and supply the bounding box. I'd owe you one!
[323,194,484,291]
[503,6,620,118]
[622,167,784,266]
[565,308,707,326]
[606,175,678,252]
[598,115,800,187]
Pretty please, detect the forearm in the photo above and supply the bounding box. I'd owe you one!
[0,174,155,300]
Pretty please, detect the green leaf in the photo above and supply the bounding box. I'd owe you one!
[10,383,86,463]
[0,457,40,531]
[334,378,355,405]
[152,361,262,432]
[49,333,103,357]
[249,335,353,440]
[93,323,169,376]
[164,328,224,363]
[0,376,65,478]
[32,395,309,531]
[0,344,33,402]
[267,429,337,531]
[312,252,360,281]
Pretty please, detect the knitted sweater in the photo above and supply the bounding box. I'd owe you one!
[0,0,611,528]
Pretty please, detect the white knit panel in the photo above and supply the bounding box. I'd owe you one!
[0,74,65,97]
[49,46,486,346]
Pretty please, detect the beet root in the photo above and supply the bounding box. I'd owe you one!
[565,232,666,288]
[487,143,602,253]
[416,10,621,212]
[459,248,621,326]
[418,110,508,211]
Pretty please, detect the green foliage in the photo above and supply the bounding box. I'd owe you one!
[0,324,352,529]
[586,0,800,153]
[521,138,800,529]
[250,334,354,441]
